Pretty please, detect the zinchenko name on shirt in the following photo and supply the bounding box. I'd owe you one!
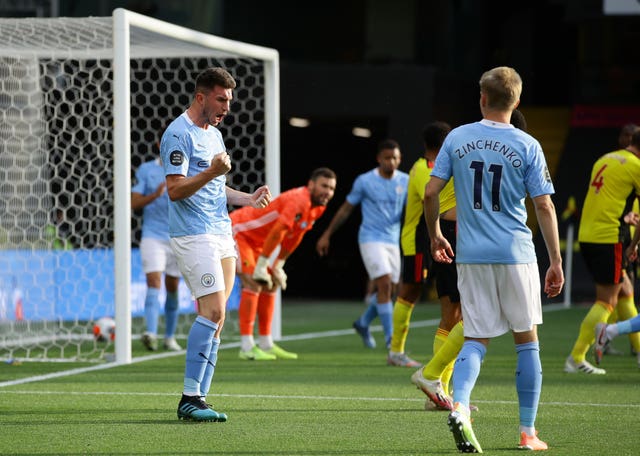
[454,138,523,168]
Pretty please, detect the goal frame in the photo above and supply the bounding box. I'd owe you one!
[112,8,280,364]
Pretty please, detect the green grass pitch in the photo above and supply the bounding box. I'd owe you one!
[1,300,639,455]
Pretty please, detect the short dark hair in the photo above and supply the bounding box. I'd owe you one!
[619,123,639,148]
[422,121,451,149]
[195,67,236,94]
[630,129,640,149]
[310,167,337,181]
[377,139,400,154]
[510,109,528,132]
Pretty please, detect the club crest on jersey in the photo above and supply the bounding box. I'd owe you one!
[201,273,215,287]
[169,151,184,166]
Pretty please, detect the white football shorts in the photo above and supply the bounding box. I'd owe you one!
[359,242,401,283]
[456,263,542,338]
[170,233,237,299]
[139,237,180,277]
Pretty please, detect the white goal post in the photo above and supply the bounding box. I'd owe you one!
[0,9,280,364]
[112,9,281,364]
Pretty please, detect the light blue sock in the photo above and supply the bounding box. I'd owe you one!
[452,340,486,408]
[515,341,542,428]
[200,337,220,398]
[630,314,640,333]
[358,301,378,327]
[376,301,393,346]
[183,316,218,395]
[144,287,160,334]
[164,291,179,338]
[617,314,640,335]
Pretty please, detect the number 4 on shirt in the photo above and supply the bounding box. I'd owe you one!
[590,164,607,194]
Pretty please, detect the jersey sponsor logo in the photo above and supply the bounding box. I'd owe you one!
[169,151,184,166]
[197,160,209,168]
[201,273,216,287]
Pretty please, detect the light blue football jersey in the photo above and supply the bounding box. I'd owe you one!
[160,112,231,237]
[431,119,555,264]
[132,158,169,240]
[346,168,409,245]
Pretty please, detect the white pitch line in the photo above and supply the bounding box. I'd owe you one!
[0,307,572,389]
[0,318,441,388]
[0,389,637,409]
[0,389,426,403]
[277,318,441,341]
[5,306,626,410]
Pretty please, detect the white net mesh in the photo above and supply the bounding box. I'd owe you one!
[0,15,269,361]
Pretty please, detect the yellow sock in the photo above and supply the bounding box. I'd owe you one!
[390,297,414,353]
[432,327,448,356]
[607,307,618,324]
[616,295,640,353]
[570,301,612,363]
[442,359,456,396]
[439,322,463,393]
[424,321,464,387]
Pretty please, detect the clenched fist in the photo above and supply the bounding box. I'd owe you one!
[210,151,232,176]
[252,185,272,208]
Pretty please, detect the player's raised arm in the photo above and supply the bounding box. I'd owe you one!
[315,200,355,256]
[226,184,271,208]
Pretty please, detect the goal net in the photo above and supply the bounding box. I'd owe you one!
[0,9,280,363]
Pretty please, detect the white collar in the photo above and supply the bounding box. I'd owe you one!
[480,118,514,129]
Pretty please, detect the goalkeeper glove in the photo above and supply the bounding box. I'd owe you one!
[252,255,273,288]
[272,259,287,290]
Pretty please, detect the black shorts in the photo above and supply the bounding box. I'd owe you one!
[580,242,625,285]
[434,219,460,303]
[401,253,431,284]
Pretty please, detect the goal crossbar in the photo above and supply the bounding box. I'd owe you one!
[112,8,280,364]
[0,9,280,364]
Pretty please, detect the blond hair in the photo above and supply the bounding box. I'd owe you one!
[479,66,522,111]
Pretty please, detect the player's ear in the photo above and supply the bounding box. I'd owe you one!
[479,91,487,107]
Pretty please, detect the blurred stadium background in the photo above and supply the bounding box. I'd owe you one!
[1,0,638,303]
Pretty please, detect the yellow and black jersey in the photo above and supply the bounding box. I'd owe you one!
[401,158,432,256]
[400,157,456,255]
[578,149,640,244]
